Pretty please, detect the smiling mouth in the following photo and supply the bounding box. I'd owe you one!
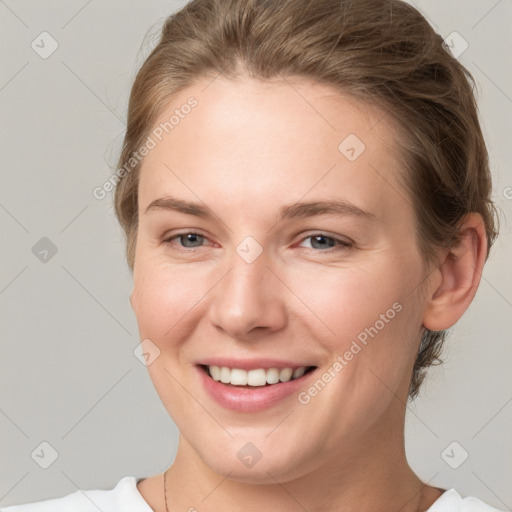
[200,364,317,387]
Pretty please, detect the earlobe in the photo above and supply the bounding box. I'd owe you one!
[422,213,488,332]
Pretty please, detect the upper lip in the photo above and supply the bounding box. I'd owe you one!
[197,358,316,371]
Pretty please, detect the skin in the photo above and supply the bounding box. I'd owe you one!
[130,75,487,511]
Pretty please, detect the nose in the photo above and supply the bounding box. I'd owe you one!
[207,248,288,341]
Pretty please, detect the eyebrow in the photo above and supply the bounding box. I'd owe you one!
[144,196,375,221]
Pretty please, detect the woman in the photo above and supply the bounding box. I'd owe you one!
[2,0,504,510]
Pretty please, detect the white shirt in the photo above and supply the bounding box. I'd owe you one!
[0,476,506,511]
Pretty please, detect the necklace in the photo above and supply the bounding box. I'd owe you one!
[163,469,169,512]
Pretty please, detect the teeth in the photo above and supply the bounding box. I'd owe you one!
[247,368,266,386]
[292,367,306,379]
[266,368,280,384]
[209,365,220,381]
[230,369,247,385]
[207,365,310,386]
[279,367,293,382]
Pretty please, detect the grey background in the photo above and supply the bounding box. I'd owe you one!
[1,0,511,509]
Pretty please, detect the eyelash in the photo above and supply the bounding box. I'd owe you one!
[162,231,353,253]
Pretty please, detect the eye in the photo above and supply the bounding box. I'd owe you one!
[298,233,352,251]
[164,232,208,249]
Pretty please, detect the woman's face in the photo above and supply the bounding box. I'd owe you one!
[131,76,430,483]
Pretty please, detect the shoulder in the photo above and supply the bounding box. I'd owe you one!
[0,476,152,512]
[428,489,507,512]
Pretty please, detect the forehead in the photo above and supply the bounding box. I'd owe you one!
[138,75,409,218]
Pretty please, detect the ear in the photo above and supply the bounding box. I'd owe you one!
[422,213,488,331]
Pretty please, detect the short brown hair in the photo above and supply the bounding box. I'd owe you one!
[114,0,498,399]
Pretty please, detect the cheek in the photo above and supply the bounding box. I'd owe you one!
[290,260,411,339]
[291,256,424,384]
[132,254,215,342]
[131,257,213,412]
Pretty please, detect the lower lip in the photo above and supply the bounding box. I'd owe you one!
[197,366,316,413]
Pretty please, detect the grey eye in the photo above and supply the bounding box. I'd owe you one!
[179,233,205,247]
[307,235,337,249]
